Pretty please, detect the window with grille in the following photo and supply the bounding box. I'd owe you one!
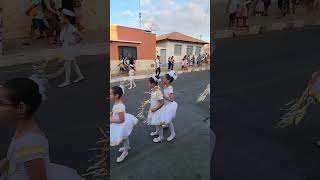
[174,44,182,56]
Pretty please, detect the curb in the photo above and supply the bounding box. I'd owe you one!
[0,43,107,67]
[110,67,210,83]
[214,19,314,39]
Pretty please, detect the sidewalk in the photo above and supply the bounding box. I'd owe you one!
[213,1,320,38]
[0,30,107,67]
[110,64,211,83]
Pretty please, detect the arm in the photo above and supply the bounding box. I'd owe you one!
[0,159,8,174]
[26,4,37,15]
[25,158,47,180]
[151,99,164,112]
[110,112,125,124]
[164,93,175,102]
[44,0,57,14]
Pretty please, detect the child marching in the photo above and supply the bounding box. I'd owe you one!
[58,9,85,88]
[0,78,84,180]
[127,65,137,89]
[110,86,138,162]
[161,71,178,141]
[147,75,169,143]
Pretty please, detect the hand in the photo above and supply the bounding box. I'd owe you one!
[151,108,156,112]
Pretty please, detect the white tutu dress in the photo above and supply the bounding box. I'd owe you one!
[60,24,80,61]
[162,85,178,122]
[5,133,85,180]
[146,86,169,126]
[110,103,138,146]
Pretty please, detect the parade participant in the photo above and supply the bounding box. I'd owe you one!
[161,71,178,141]
[127,65,136,89]
[110,86,138,162]
[147,75,168,143]
[58,8,85,88]
[0,78,85,180]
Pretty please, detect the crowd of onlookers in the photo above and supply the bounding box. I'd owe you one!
[180,53,210,71]
[24,0,84,46]
[227,0,320,28]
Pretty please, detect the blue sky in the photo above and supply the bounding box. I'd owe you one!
[110,0,210,42]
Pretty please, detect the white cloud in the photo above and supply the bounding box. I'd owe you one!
[121,10,135,17]
[141,0,210,42]
[140,0,151,6]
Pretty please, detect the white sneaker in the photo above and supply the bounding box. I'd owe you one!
[116,151,128,163]
[73,77,85,83]
[153,136,164,143]
[118,147,131,153]
[150,131,159,136]
[58,81,71,88]
[167,133,176,142]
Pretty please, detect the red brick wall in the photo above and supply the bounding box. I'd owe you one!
[110,25,156,60]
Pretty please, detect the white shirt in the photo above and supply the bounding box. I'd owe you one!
[60,24,78,47]
[6,133,50,180]
[155,58,160,68]
[112,103,126,120]
[129,69,135,77]
[163,86,174,105]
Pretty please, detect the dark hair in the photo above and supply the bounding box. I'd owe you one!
[149,77,158,85]
[111,86,123,98]
[4,78,42,116]
[165,74,174,83]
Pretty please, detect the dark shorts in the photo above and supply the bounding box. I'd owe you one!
[32,19,47,31]
[229,13,236,19]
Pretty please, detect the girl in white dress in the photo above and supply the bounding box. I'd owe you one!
[127,65,136,89]
[161,71,178,141]
[147,75,169,143]
[110,86,138,162]
[0,78,84,180]
[58,9,84,88]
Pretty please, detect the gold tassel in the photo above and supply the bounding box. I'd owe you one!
[83,123,109,179]
[136,99,151,123]
[197,84,210,103]
[277,85,316,128]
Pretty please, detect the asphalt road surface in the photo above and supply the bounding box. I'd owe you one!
[0,55,107,174]
[110,71,210,180]
[213,27,320,180]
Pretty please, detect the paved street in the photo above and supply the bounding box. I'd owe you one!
[110,71,210,180]
[213,27,320,180]
[0,55,107,174]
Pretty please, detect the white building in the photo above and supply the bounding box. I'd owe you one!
[156,32,208,66]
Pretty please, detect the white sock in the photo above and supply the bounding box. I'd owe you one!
[168,122,176,136]
[123,139,130,153]
[72,60,84,79]
[64,61,71,83]
[158,126,164,139]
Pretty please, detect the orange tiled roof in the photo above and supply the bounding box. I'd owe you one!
[156,32,208,44]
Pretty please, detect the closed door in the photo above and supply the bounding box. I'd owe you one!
[160,49,166,65]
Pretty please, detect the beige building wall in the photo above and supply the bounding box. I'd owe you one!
[156,40,205,65]
[2,0,107,40]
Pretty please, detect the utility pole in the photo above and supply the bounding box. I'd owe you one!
[139,0,142,29]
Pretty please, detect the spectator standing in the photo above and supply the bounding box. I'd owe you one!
[227,0,239,27]
[26,0,48,40]
[44,0,61,44]
[263,0,271,15]
[167,56,172,70]
[73,0,84,31]
[155,55,161,77]
[170,56,175,70]
[255,0,265,16]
